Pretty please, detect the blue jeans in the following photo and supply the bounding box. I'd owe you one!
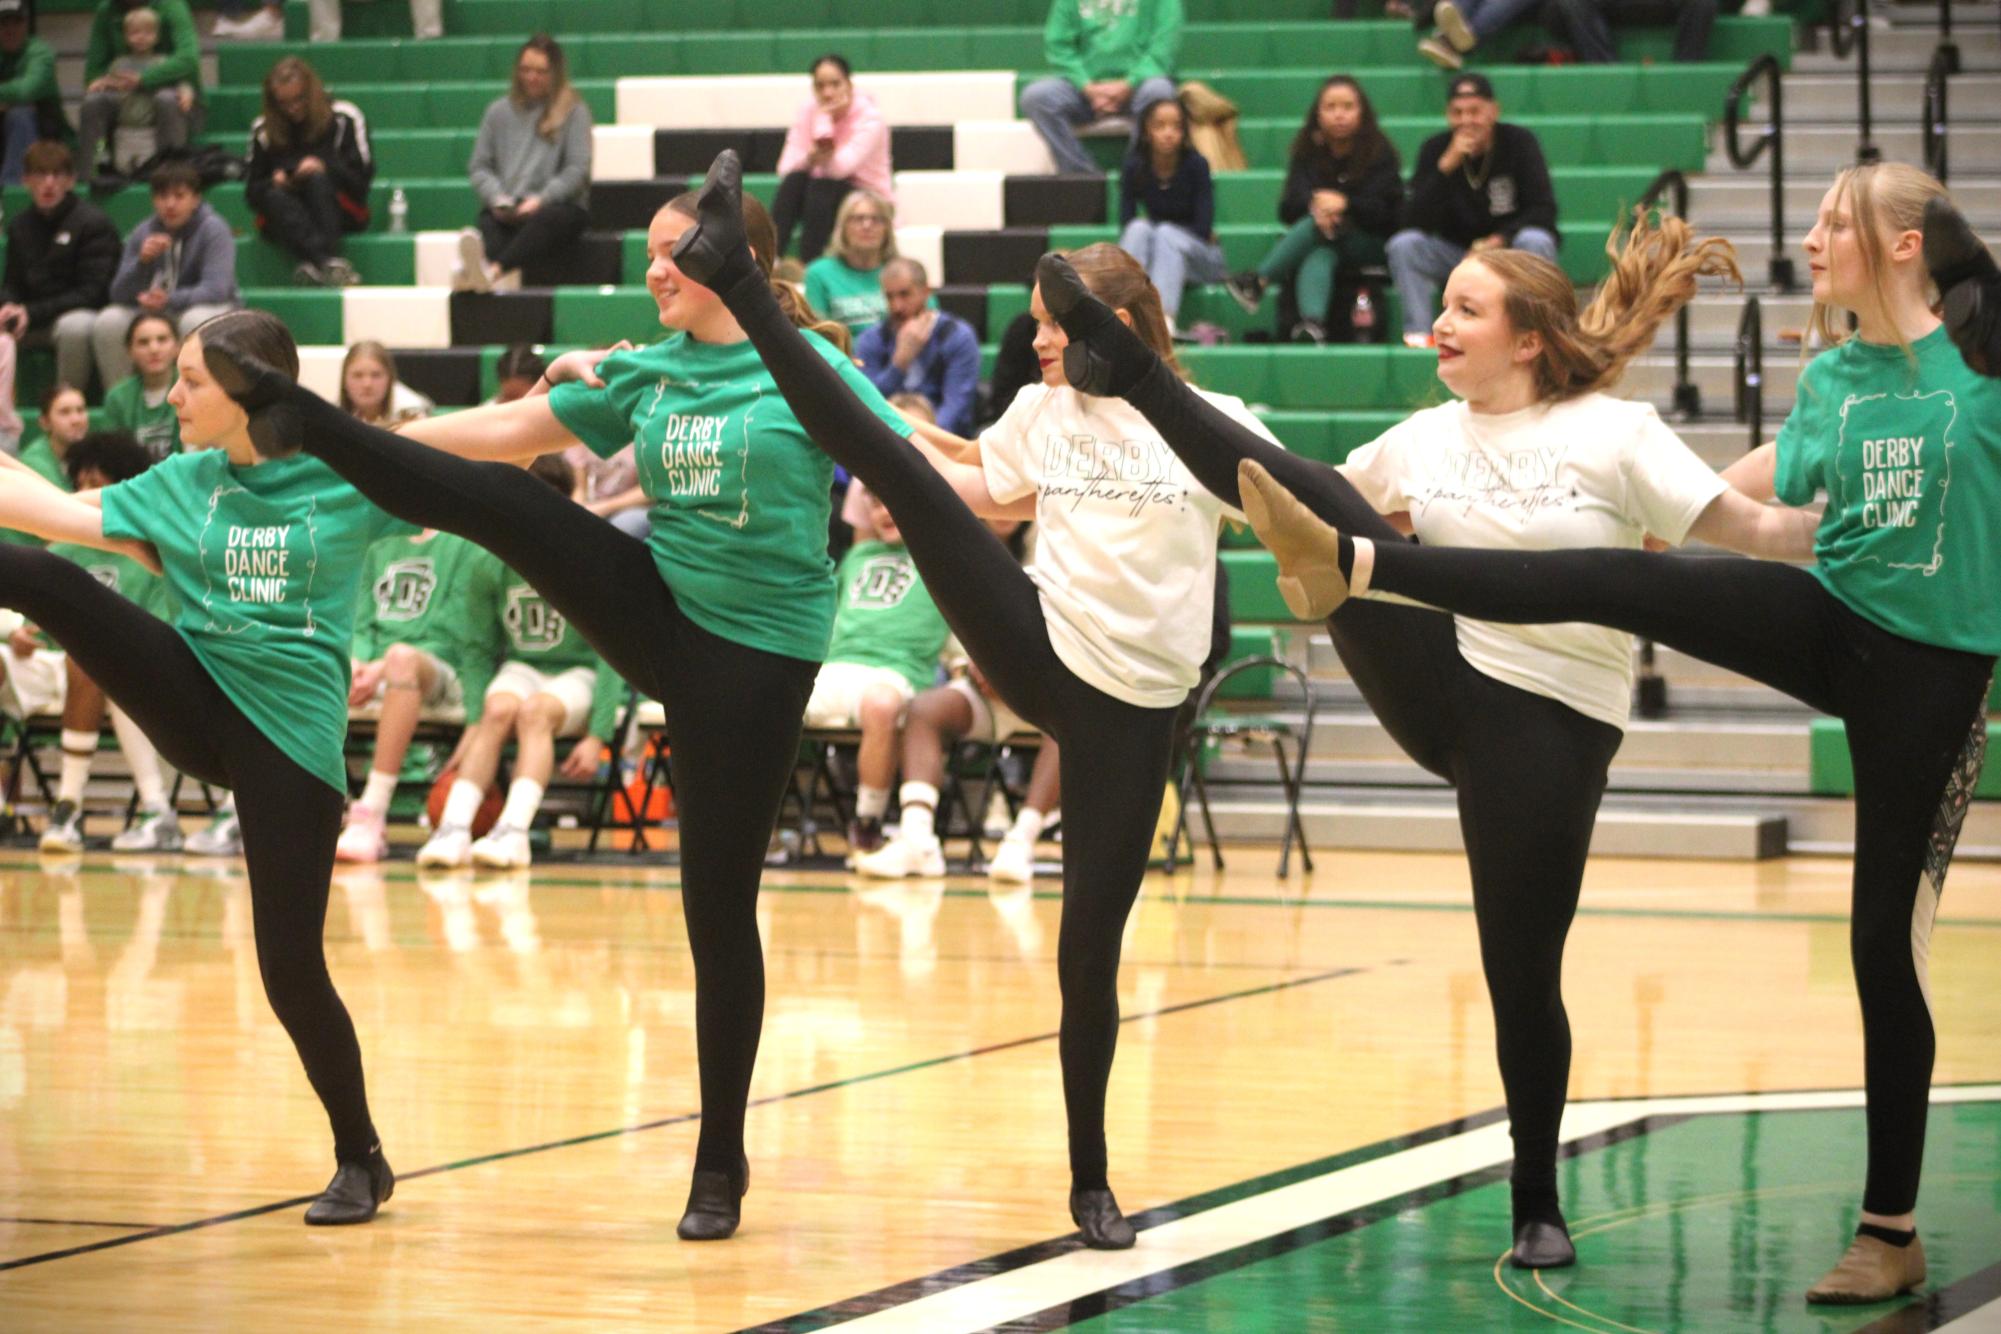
[1456,0,1547,40]
[1386,226,1560,334]
[1118,217,1226,321]
[1020,75,1177,175]
[1,105,37,187]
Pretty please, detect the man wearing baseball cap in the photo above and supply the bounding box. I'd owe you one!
[1385,73,1559,346]
[0,0,70,186]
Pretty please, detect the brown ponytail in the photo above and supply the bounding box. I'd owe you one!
[1057,242,1188,381]
[1476,211,1739,402]
[665,188,852,354]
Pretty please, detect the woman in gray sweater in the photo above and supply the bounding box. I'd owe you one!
[456,33,592,293]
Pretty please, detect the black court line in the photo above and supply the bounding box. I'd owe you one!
[0,1217,162,1230]
[1860,1259,2001,1334]
[745,1104,1515,1334]
[0,962,1375,1274]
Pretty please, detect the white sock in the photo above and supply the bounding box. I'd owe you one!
[107,707,166,809]
[58,730,96,804]
[356,769,398,818]
[1008,805,1047,845]
[856,784,890,820]
[499,777,544,831]
[441,778,484,830]
[898,782,939,844]
[1351,536,1375,598]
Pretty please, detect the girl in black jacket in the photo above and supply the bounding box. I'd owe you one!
[244,57,375,286]
[1227,76,1403,342]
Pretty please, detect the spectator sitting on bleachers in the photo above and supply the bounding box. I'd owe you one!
[0,1,68,186]
[1417,0,1544,70]
[773,54,893,263]
[15,385,92,498]
[418,455,625,871]
[562,437,648,541]
[804,190,901,335]
[1387,72,1558,346]
[1116,94,1225,332]
[246,56,376,288]
[306,0,442,43]
[100,311,181,457]
[1542,0,1717,63]
[0,143,120,446]
[456,34,592,295]
[1021,0,1183,176]
[92,161,239,384]
[1225,76,1403,344]
[106,10,195,146]
[805,483,952,862]
[79,0,201,183]
[335,526,508,863]
[26,431,183,853]
[340,340,434,428]
[489,343,544,404]
[856,259,980,436]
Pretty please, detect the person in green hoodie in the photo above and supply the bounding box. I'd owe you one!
[0,308,406,1226]
[1019,0,1183,175]
[79,0,202,180]
[335,525,508,863]
[0,0,71,185]
[100,310,182,458]
[417,453,625,872]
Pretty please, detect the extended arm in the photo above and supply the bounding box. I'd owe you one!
[395,396,580,463]
[1685,487,1819,562]
[1720,442,1779,502]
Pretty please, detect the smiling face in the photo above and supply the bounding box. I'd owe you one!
[1432,259,1537,401]
[128,316,180,380]
[167,333,250,450]
[1028,285,1071,389]
[1445,92,1497,154]
[645,209,725,332]
[864,490,901,544]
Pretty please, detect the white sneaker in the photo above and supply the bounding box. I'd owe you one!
[455,229,493,294]
[470,823,532,869]
[112,804,185,853]
[185,809,242,856]
[854,835,945,879]
[334,805,388,863]
[39,799,85,854]
[987,835,1035,884]
[416,822,474,869]
[213,6,283,39]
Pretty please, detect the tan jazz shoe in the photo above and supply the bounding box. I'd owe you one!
[1805,1233,1927,1305]
[1237,458,1352,620]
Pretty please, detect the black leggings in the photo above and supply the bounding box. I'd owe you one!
[712,267,1183,1190]
[249,172,364,266]
[1102,359,1632,1211]
[271,388,819,1178]
[477,201,591,276]
[771,171,853,262]
[0,544,375,1161]
[1365,543,1994,1215]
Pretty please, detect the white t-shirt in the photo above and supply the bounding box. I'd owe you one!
[979,383,1277,709]
[1340,393,1726,730]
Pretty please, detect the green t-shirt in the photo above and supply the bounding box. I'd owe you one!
[354,530,509,721]
[805,256,888,334]
[1045,0,1184,85]
[547,330,913,662]
[0,440,73,547]
[102,376,182,459]
[1775,325,2001,657]
[46,540,173,619]
[825,541,949,693]
[492,577,625,739]
[99,450,418,792]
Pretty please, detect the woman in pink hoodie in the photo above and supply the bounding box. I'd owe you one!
[773,54,894,261]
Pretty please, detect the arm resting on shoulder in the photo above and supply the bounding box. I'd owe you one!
[1685,486,1819,562]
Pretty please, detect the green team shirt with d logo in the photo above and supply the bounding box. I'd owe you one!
[1776,325,2001,656]
[493,577,624,739]
[47,541,174,620]
[547,329,913,663]
[825,540,949,692]
[99,450,418,792]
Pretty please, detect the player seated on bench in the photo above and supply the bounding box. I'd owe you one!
[418,455,624,871]
[335,523,508,862]
[806,480,950,864]
[10,431,182,852]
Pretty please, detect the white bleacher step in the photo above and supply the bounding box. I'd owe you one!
[1757,71,2001,120]
[1188,792,1788,860]
[1705,123,2001,172]
[1795,26,2001,73]
[1626,353,1800,409]
[614,71,1021,130]
[1685,177,2001,230]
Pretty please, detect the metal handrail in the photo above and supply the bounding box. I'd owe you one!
[1925,41,1955,181]
[1825,0,1881,162]
[1734,296,1765,455]
[1638,169,1700,419]
[1723,56,1796,292]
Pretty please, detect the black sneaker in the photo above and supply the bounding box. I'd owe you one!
[1224,272,1267,314]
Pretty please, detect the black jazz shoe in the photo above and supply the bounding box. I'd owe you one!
[676,1156,750,1241]
[1510,1218,1577,1269]
[1069,1186,1137,1250]
[304,1146,394,1226]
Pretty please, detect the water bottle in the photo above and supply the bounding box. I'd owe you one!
[1352,288,1376,336]
[388,187,408,234]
